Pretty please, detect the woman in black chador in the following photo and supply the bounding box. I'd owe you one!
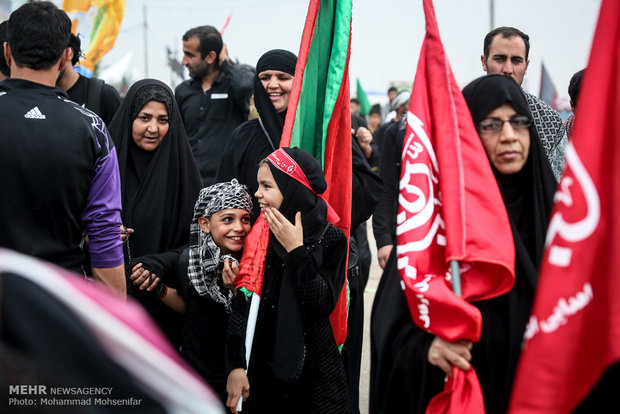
[108,79,202,345]
[370,74,556,414]
[216,49,297,219]
[226,147,349,414]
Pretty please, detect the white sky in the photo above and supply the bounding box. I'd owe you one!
[68,0,601,103]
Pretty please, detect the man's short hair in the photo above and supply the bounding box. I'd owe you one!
[568,69,585,105]
[483,26,530,60]
[0,21,9,77]
[351,97,361,105]
[7,0,71,70]
[182,25,223,60]
[387,86,398,94]
[68,33,83,67]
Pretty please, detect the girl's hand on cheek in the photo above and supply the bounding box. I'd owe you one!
[264,208,303,252]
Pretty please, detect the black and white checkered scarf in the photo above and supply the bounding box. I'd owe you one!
[187,179,252,311]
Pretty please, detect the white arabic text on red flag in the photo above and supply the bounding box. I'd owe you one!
[509,0,620,412]
[396,0,516,411]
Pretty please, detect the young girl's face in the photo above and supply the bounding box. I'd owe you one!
[198,208,251,255]
[255,164,284,211]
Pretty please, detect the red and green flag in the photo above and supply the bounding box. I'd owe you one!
[234,0,352,347]
[282,0,352,346]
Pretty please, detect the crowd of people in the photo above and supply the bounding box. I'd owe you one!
[0,1,592,413]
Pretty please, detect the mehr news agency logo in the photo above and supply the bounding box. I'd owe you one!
[7,385,143,407]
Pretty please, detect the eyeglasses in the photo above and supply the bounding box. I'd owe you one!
[478,116,532,134]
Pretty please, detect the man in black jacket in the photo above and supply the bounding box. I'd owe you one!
[175,25,253,186]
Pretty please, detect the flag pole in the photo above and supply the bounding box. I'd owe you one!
[236,293,261,412]
[450,260,462,297]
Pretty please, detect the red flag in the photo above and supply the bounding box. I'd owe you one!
[234,214,270,295]
[220,13,233,35]
[397,0,515,411]
[509,1,619,412]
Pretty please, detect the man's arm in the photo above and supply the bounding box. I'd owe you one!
[92,264,126,298]
[372,123,403,268]
[219,50,254,111]
[82,132,126,297]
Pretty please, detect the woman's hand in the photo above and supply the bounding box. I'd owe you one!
[222,257,240,289]
[130,263,160,292]
[264,207,303,253]
[353,126,373,159]
[377,245,393,269]
[226,368,250,414]
[428,336,473,377]
[120,226,134,243]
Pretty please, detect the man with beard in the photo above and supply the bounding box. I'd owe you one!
[481,26,567,181]
[175,25,253,186]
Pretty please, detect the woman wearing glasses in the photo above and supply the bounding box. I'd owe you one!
[450,74,556,412]
[370,74,557,414]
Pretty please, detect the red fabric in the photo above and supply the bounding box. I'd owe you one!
[323,45,352,346]
[279,0,352,346]
[267,149,341,224]
[280,0,319,147]
[234,214,270,296]
[397,0,515,412]
[425,367,485,414]
[509,1,620,412]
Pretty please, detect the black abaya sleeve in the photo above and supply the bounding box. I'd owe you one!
[372,122,404,250]
[133,248,184,289]
[225,293,251,374]
[351,137,382,231]
[285,225,348,317]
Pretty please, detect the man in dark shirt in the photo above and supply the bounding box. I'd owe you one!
[481,26,566,180]
[56,33,121,126]
[0,0,125,296]
[175,25,253,186]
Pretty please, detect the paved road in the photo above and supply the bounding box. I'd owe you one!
[359,220,382,414]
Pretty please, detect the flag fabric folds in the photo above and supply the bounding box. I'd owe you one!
[509,1,619,412]
[356,78,371,116]
[396,0,515,411]
[63,0,125,74]
[234,0,352,346]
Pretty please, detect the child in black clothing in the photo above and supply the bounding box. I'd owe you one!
[226,147,349,414]
[131,179,252,403]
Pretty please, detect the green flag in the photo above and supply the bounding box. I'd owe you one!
[356,77,371,116]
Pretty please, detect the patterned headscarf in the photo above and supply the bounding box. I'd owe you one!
[130,84,174,120]
[187,179,252,311]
